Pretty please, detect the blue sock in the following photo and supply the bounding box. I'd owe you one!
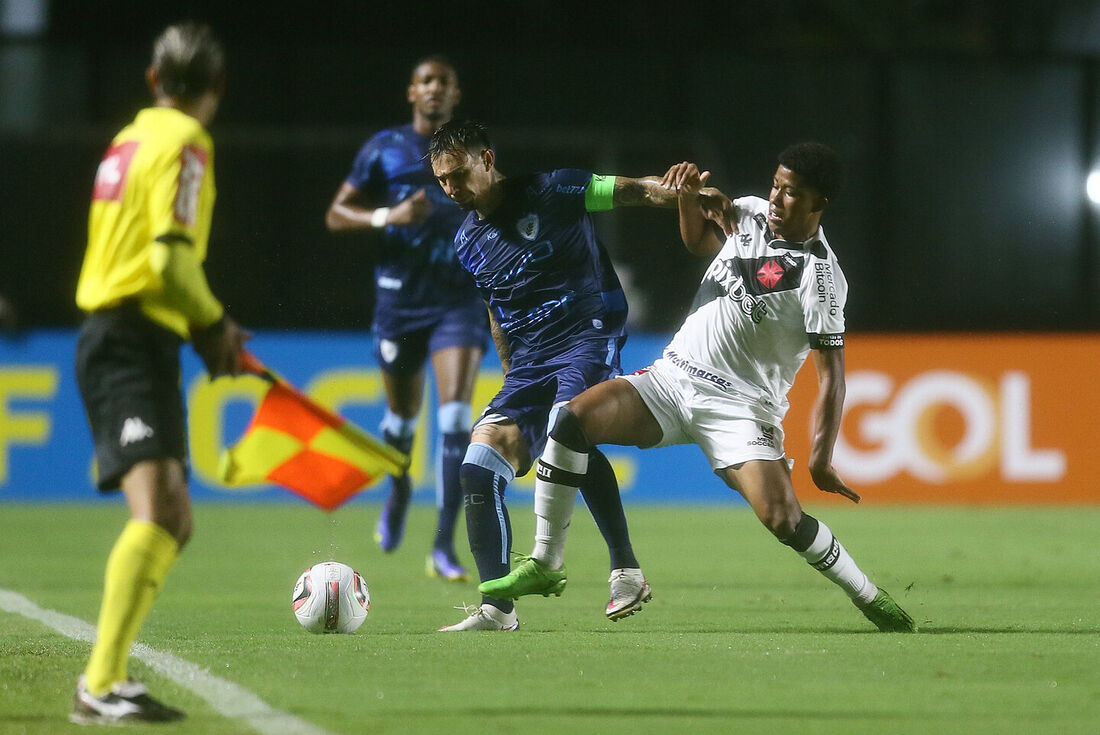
[579,448,639,570]
[382,430,414,506]
[433,430,469,556]
[460,444,516,614]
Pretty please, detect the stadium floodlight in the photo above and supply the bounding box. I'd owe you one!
[1087,171,1100,205]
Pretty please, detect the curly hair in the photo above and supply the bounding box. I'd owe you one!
[777,142,841,201]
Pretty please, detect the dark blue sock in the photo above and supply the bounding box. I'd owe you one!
[383,430,414,506]
[433,430,469,555]
[579,448,639,570]
[460,462,514,614]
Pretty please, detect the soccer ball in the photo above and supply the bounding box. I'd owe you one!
[291,561,370,634]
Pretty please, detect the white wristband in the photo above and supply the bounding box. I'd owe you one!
[370,207,390,228]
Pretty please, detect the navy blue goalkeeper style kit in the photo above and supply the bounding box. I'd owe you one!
[455,168,627,458]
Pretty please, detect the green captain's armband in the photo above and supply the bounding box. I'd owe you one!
[584,174,616,212]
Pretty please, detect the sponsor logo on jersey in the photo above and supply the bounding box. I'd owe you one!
[517,213,540,241]
[747,425,777,448]
[814,262,840,316]
[665,351,734,390]
[698,258,768,323]
[119,417,154,447]
[174,144,207,226]
[93,141,139,202]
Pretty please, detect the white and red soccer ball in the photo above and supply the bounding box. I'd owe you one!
[291,561,370,634]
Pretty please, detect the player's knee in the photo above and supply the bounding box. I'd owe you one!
[548,406,591,454]
[460,441,517,497]
[761,503,801,540]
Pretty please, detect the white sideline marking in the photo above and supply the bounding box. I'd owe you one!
[0,588,333,735]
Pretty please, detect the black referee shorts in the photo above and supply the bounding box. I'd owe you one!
[75,302,189,491]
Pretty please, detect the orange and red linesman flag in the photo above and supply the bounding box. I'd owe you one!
[217,352,409,510]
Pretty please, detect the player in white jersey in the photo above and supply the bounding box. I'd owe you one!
[480,143,916,632]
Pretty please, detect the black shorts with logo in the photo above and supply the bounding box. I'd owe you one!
[75,302,189,491]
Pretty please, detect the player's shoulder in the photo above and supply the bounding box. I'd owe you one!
[805,229,837,262]
[128,107,210,152]
[734,195,767,213]
[370,123,415,144]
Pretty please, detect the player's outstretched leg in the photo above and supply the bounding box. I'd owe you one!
[855,588,916,632]
[780,513,916,633]
[374,413,416,552]
[478,555,567,599]
[71,676,185,725]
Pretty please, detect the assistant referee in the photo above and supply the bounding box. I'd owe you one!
[71,22,249,725]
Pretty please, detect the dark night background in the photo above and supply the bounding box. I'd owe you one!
[3,0,1100,334]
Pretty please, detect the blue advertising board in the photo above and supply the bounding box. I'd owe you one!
[0,330,744,506]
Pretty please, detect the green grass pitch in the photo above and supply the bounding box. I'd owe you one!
[1,503,1097,734]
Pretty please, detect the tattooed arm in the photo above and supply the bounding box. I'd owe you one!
[487,306,511,375]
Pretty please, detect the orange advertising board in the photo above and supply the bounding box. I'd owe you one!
[784,333,1100,504]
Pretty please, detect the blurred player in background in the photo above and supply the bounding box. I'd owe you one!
[326,56,486,582]
[484,147,916,633]
[71,23,250,724]
[428,120,708,630]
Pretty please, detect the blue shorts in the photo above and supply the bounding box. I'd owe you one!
[373,301,490,376]
[477,337,625,471]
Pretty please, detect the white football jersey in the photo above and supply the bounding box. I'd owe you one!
[662,196,847,425]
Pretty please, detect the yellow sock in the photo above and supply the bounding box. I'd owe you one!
[83,519,179,696]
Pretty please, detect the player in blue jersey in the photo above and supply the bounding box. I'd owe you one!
[428,120,701,630]
[326,56,487,582]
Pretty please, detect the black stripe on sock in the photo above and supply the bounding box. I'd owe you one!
[811,538,841,571]
[535,459,585,487]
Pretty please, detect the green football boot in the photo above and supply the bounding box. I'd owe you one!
[856,588,917,632]
[478,556,567,599]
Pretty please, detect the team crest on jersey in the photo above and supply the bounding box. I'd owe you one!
[756,260,785,289]
[516,214,540,241]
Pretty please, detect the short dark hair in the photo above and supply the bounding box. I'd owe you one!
[411,54,458,80]
[777,142,841,200]
[428,119,492,161]
[151,22,225,101]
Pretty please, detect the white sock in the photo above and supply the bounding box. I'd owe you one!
[796,519,878,604]
[531,437,588,569]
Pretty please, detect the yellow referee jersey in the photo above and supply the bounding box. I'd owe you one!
[76,106,220,339]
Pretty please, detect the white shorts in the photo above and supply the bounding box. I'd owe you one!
[618,359,791,472]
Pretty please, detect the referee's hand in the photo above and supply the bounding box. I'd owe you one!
[191,315,252,378]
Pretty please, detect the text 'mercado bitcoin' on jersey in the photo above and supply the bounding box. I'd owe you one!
[664,195,848,425]
[454,169,627,366]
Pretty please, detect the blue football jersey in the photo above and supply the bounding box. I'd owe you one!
[454,169,628,366]
[346,124,480,331]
